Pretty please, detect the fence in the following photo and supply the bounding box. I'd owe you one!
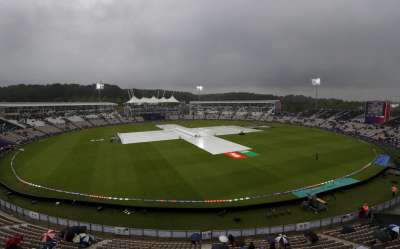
[1,195,400,239]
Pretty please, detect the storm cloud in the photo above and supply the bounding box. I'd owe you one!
[0,0,399,100]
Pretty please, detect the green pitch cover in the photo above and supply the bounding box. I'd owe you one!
[240,150,258,157]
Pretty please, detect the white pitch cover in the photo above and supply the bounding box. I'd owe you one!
[181,135,250,155]
[117,130,179,144]
[117,124,260,155]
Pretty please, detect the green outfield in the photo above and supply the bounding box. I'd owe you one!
[0,120,384,209]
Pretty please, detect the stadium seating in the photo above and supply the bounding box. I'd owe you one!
[232,109,248,120]
[267,111,400,149]
[101,113,122,125]
[323,223,400,248]
[0,212,83,249]
[183,114,194,120]
[219,110,234,120]
[1,208,385,249]
[97,239,201,249]
[46,117,78,131]
[194,111,205,120]
[115,113,131,123]
[66,115,93,128]
[14,128,45,140]
[2,106,398,148]
[35,124,62,135]
[2,201,398,249]
[134,116,144,122]
[0,132,26,144]
[85,114,108,127]
[213,234,354,249]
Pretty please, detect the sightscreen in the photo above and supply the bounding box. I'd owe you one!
[366,101,385,117]
[365,101,391,124]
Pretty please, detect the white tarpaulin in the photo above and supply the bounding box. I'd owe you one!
[118,130,179,144]
[118,124,261,155]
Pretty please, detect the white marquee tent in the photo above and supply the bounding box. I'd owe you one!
[126,94,180,105]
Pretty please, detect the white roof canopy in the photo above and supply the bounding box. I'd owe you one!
[126,94,180,104]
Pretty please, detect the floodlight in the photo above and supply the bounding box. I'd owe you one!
[311,78,321,109]
[311,78,321,86]
[196,85,203,91]
[96,83,104,90]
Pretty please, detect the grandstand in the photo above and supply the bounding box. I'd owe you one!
[0,102,117,117]
[124,94,182,121]
[267,111,400,149]
[0,102,122,145]
[189,100,280,121]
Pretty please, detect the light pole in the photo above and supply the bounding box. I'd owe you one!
[196,85,203,101]
[311,78,321,110]
[96,82,104,102]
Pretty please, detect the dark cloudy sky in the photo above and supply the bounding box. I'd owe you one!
[0,0,399,100]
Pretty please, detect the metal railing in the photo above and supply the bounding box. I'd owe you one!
[0,195,399,239]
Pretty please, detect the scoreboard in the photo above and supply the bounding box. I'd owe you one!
[365,101,391,124]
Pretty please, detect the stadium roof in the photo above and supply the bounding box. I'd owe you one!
[0,102,117,108]
[126,95,179,104]
[190,100,280,104]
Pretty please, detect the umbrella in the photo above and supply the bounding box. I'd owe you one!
[304,230,319,242]
[41,229,56,242]
[41,239,58,249]
[72,233,89,244]
[72,233,93,247]
[72,234,81,244]
[266,236,275,245]
[388,224,399,234]
[5,234,23,248]
[219,235,228,243]
[228,234,235,243]
[374,229,392,242]
[190,233,201,242]
[275,234,289,245]
[62,226,87,242]
[80,234,93,244]
[341,224,355,234]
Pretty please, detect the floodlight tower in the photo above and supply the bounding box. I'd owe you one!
[196,85,203,101]
[311,78,321,110]
[96,82,105,102]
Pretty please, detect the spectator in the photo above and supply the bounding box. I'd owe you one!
[248,241,256,249]
[304,230,319,245]
[275,234,290,248]
[267,236,276,249]
[359,203,371,219]
[391,185,398,197]
[5,234,23,249]
[228,234,235,246]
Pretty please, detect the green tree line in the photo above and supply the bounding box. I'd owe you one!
[0,83,364,112]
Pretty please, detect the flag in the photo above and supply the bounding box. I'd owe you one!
[240,150,258,157]
[225,152,247,160]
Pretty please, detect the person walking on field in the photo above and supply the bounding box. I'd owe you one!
[392,185,398,197]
